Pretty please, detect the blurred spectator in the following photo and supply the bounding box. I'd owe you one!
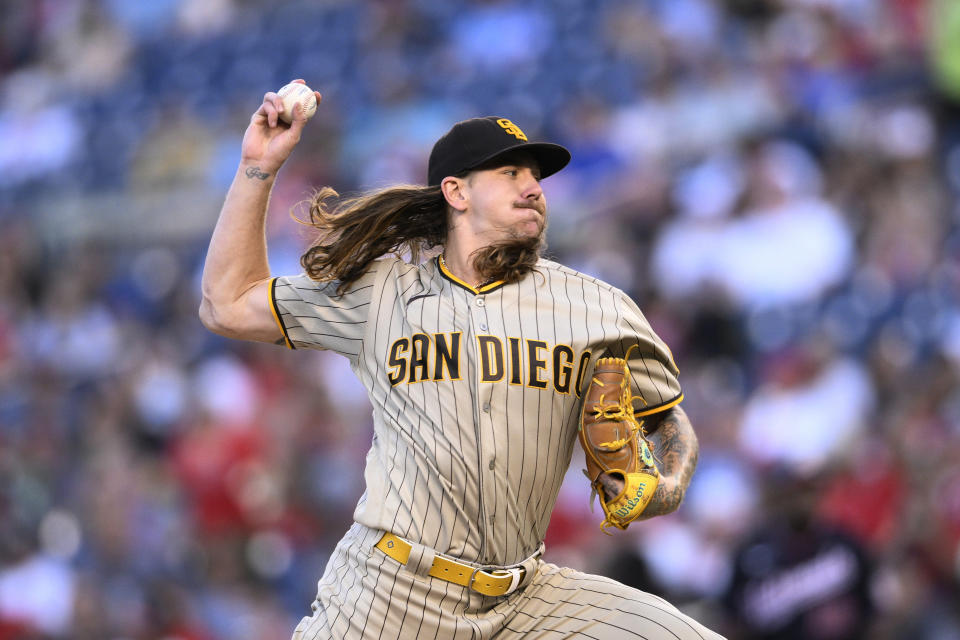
[652,140,854,309]
[0,538,75,637]
[0,80,82,190]
[721,473,875,640]
[738,340,874,474]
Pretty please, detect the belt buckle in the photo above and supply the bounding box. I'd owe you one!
[467,565,524,596]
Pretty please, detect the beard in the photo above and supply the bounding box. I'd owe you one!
[470,226,545,286]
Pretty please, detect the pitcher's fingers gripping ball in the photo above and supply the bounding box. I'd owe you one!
[579,347,659,532]
[277,81,318,123]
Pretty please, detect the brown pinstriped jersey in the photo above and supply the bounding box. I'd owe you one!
[270,256,682,566]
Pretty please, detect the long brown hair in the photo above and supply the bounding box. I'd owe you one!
[298,185,447,294]
[470,233,544,286]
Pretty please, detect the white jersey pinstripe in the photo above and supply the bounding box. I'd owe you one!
[271,255,722,639]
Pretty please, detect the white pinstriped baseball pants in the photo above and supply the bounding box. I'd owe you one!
[291,523,725,639]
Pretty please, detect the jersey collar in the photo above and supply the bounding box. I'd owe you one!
[437,255,506,295]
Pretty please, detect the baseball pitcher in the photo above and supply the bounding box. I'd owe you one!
[200,81,725,639]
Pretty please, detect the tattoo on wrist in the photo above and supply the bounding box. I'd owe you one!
[245,166,271,180]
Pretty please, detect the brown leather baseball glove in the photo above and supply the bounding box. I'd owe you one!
[579,354,659,531]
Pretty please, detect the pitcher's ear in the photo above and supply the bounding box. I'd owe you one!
[440,176,468,212]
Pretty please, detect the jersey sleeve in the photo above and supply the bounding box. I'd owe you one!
[608,291,683,417]
[269,264,382,358]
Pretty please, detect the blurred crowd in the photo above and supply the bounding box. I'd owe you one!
[1,0,960,638]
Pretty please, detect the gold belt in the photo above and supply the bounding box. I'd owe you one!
[375,533,528,597]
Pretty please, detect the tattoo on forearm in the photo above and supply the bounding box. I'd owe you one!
[274,337,286,346]
[642,406,699,518]
[245,166,271,180]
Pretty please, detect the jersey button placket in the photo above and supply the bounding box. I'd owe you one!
[471,293,492,555]
[473,293,498,555]
[475,297,488,333]
[475,297,487,331]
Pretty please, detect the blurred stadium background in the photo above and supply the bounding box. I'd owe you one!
[1,0,960,638]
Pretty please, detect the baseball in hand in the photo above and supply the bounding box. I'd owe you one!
[277,82,317,124]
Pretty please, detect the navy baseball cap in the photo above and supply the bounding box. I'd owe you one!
[427,116,571,186]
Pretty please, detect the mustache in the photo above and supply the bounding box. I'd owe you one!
[514,201,545,216]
